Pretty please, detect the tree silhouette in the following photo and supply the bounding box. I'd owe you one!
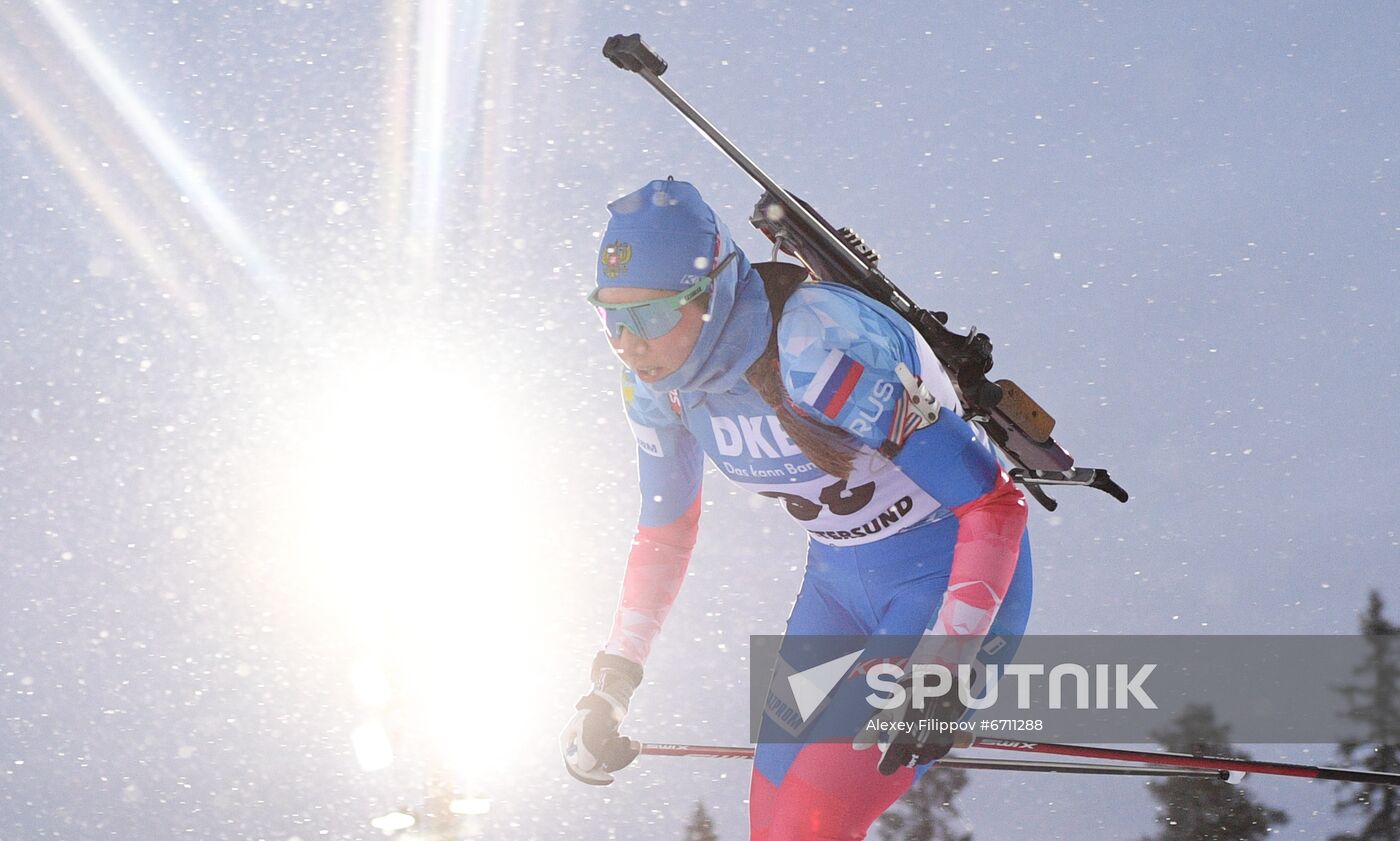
[684,799,720,841]
[1139,704,1287,841]
[1331,591,1399,841]
[875,764,973,841]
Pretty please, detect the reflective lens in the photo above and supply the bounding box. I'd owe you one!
[591,295,689,341]
[588,252,734,341]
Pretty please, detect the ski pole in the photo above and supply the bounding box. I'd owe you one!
[636,743,1234,781]
[959,736,1400,787]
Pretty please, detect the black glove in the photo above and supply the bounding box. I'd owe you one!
[876,675,969,776]
[559,652,644,785]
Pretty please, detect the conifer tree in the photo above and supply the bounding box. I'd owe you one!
[1331,591,1399,841]
[684,799,720,841]
[1139,704,1287,841]
[875,765,974,841]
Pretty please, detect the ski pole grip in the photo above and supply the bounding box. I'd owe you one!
[603,33,668,75]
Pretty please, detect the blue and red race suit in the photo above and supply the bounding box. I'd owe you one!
[602,277,1033,840]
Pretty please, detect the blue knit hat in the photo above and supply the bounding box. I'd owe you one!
[596,178,723,291]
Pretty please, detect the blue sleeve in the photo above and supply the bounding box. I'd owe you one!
[621,370,705,527]
[778,285,1004,508]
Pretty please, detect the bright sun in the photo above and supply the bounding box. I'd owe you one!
[274,349,555,783]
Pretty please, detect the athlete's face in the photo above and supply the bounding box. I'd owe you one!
[592,286,709,384]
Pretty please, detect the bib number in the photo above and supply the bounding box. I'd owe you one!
[761,479,876,522]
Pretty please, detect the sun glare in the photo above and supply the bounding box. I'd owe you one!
[277,350,553,781]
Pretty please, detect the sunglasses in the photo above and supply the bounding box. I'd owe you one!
[588,251,735,341]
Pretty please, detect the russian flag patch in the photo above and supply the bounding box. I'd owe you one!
[801,349,865,420]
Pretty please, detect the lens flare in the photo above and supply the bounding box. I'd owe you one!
[272,348,557,782]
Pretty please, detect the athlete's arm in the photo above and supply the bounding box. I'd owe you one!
[779,286,1027,639]
[602,374,706,666]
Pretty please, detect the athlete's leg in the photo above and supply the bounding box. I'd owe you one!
[751,568,866,841]
[874,527,1033,785]
[753,522,943,840]
[757,526,1035,839]
[758,742,915,841]
[877,527,1033,647]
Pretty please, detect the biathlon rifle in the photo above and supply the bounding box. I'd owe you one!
[603,34,1128,510]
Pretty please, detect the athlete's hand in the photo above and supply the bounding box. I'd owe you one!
[560,652,643,785]
[854,671,969,776]
[878,707,959,775]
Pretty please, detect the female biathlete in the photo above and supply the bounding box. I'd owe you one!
[560,178,1034,840]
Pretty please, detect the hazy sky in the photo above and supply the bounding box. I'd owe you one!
[2,1,1396,839]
